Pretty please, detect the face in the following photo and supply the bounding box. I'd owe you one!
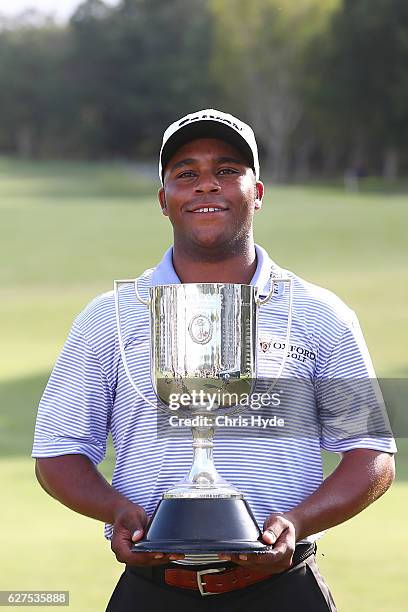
[158,138,264,253]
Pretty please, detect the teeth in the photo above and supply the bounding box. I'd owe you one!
[194,207,223,213]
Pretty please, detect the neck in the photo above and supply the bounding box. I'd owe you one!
[172,239,257,284]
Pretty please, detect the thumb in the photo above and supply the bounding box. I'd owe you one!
[130,513,147,542]
[262,526,278,545]
[114,504,148,541]
[131,528,144,542]
[262,515,283,545]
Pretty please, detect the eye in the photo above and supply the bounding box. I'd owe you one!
[177,170,196,179]
[218,167,239,175]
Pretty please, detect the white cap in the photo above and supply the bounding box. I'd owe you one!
[159,108,260,184]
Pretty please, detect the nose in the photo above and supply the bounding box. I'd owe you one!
[194,170,221,194]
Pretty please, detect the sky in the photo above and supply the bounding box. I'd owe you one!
[0,0,119,22]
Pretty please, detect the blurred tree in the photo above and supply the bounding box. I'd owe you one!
[0,23,71,156]
[69,0,215,157]
[210,0,338,181]
[309,0,408,178]
[67,0,115,155]
[0,0,407,177]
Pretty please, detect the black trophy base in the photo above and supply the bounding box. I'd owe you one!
[131,498,272,554]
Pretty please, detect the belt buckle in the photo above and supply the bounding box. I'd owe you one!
[196,567,226,596]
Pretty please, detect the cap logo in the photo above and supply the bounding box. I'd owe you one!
[178,113,243,132]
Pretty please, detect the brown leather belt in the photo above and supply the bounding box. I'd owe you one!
[164,543,315,596]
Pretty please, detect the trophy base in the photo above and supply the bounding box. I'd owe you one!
[131,498,272,554]
[131,539,271,554]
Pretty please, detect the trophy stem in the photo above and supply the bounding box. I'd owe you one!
[187,425,217,486]
[163,423,242,499]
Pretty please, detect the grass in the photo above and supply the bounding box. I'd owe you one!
[0,157,407,610]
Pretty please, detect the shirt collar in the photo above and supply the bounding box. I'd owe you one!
[150,244,283,296]
[149,247,181,286]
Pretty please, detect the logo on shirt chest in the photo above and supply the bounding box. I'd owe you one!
[259,337,316,364]
[259,340,272,353]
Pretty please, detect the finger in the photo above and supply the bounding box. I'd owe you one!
[268,540,294,561]
[127,552,184,565]
[223,553,242,564]
[168,553,185,560]
[263,532,295,568]
[219,549,274,564]
[112,528,143,560]
[226,552,276,567]
[126,552,171,566]
[113,529,139,552]
[219,553,253,564]
[112,538,138,564]
[133,553,184,566]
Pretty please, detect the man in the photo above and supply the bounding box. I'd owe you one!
[33,109,396,611]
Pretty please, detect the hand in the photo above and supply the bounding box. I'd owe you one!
[111,502,184,566]
[218,513,298,572]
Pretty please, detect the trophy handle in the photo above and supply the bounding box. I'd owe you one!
[256,279,276,306]
[113,279,158,410]
[257,276,293,393]
[134,277,151,306]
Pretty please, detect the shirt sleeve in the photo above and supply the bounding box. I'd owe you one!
[315,311,397,454]
[32,321,113,465]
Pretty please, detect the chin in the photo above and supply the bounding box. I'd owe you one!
[191,232,229,251]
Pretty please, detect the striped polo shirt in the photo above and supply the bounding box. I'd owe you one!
[32,244,397,551]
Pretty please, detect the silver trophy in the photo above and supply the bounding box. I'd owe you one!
[114,277,292,553]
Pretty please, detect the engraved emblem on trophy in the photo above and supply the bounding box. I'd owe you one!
[114,278,292,553]
[189,314,213,344]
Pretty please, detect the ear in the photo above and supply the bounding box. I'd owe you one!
[158,187,169,216]
[254,181,264,210]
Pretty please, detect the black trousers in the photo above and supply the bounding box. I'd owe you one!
[106,553,338,611]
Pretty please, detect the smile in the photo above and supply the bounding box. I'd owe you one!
[192,207,225,214]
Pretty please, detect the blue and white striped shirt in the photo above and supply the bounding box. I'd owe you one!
[32,244,397,546]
